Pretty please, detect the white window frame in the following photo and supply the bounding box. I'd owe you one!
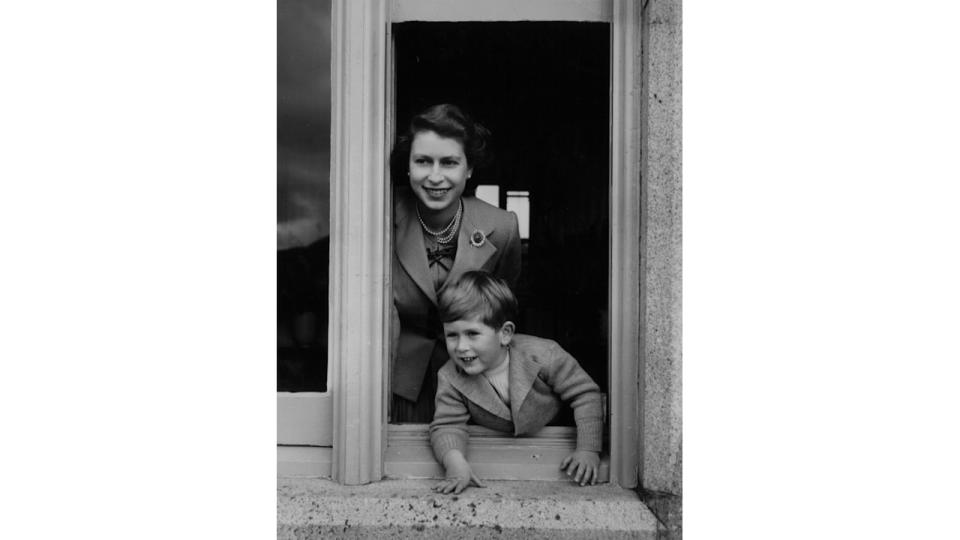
[278,0,643,488]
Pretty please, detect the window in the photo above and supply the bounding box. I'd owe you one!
[281,0,645,488]
[277,0,334,476]
[388,19,611,479]
[278,0,332,394]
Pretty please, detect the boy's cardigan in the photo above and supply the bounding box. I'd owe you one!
[429,334,603,462]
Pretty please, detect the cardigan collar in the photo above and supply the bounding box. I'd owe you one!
[442,343,542,435]
[395,194,500,306]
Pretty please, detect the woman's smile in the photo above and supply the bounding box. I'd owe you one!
[424,186,452,198]
[408,130,472,224]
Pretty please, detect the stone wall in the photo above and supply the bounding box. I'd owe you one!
[638,0,682,536]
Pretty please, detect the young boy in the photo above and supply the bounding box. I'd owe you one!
[430,271,603,494]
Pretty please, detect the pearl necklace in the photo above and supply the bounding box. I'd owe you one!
[417,199,462,245]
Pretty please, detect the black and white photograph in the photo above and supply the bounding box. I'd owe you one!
[278,0,681,537]
[3,1,959,539]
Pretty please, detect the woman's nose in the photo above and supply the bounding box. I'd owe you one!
[427,165,444,182]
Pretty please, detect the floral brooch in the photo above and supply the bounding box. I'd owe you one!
[469,229,487,248]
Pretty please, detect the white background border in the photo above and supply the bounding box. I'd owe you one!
[1,1,958,538]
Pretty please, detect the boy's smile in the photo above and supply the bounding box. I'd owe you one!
[443,317,514,376]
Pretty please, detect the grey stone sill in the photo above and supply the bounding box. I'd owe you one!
[279,478,661,539]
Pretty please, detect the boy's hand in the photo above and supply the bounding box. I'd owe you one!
[560,450,600,486]
[434,450,485,494]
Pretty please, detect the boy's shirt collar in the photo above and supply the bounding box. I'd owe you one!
[482,349,510,379]
[482,350,511,405]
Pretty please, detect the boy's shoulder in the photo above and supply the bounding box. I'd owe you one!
[509,334,564,359]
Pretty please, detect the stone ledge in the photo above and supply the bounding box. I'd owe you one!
[279,478,660,539]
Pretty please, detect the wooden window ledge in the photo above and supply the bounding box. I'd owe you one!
[385,424,610,482]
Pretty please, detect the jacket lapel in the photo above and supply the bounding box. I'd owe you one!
[508,346,542,435]
[446,365,512,422]
[445,197,498,287]
[395,195,438,305]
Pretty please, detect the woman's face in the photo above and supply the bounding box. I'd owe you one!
[408,130,472,216]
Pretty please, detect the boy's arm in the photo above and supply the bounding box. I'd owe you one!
[429,370,483,493]
[542,344,604,453]
[429,370,472,462]
[433,449,485,494]
[542,344,603,485]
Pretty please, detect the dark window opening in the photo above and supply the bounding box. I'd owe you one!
[393,21,610,422]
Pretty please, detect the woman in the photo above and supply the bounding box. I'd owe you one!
[391,104,522,422]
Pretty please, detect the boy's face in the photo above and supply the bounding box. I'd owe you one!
[443,316,514,376]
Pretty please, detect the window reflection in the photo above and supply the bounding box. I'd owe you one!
[277,0,331,392]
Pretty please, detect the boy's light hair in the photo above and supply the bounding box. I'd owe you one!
[438,271,518,328]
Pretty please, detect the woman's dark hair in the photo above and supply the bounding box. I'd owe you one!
[390,104,493,187]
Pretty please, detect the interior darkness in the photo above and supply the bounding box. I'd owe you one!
[394,22,611,406]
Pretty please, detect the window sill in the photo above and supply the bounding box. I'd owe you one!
[385,424,610,482]
[278,477,660,539]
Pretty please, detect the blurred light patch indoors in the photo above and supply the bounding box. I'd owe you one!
[474,184,500,208]
[506,190,530,240]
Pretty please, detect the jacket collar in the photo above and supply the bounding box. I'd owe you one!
[507,344,542,435]
[395,193,436,304]
[443,345,541,434]
[395,194,500,305]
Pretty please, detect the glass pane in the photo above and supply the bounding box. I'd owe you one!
[277,0,331,392]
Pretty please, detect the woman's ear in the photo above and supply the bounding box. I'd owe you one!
[498,321,515,347]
